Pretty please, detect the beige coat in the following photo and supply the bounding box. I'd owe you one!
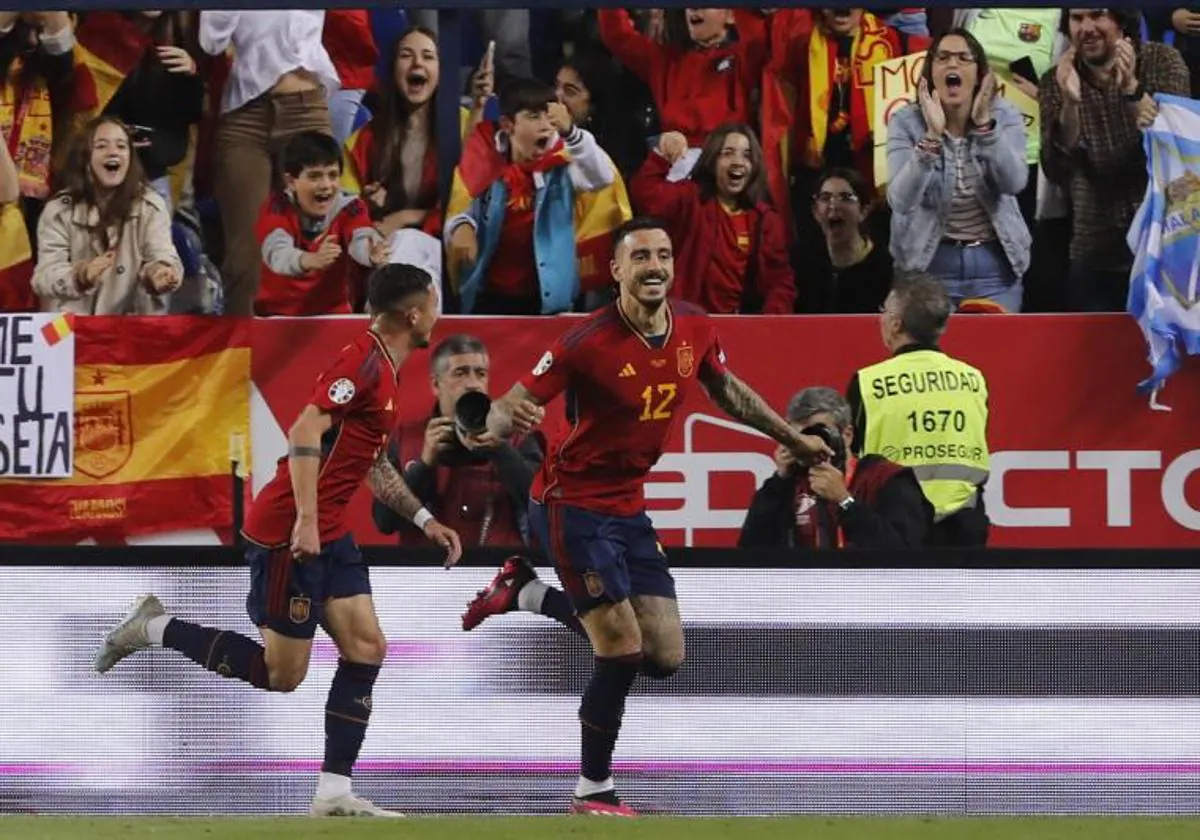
[32,188,183,315]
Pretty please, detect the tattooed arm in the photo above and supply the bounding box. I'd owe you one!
[369,451,464,565]
[699,368,831,461]
[367,451,427,522]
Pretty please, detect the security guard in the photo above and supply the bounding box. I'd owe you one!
[846,272,991,546]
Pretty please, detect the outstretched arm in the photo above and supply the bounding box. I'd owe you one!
[699,368,830,460]
[485,382,547,440]
[369,451,463,566]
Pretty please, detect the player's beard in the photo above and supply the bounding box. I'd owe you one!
[633,271,670,307]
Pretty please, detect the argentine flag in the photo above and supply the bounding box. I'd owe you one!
[1127,94,1200,400]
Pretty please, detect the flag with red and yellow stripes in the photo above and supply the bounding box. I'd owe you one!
[69,12,154,121]
[0,317,251,542]
[0,204,35,312]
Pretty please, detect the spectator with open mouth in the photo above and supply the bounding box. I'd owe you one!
[631,122,795,314]
[799,166,893,314]
[886,28,1030,312]
[255,131,385,316]
[443,78,628,316]
[33,115,183,315]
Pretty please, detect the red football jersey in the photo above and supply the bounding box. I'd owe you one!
[521,301,728,516]
[244,331,400,546]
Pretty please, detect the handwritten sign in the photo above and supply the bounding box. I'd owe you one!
[0,314,74,478]
[872,51,1042,186]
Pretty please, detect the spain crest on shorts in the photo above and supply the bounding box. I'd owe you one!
[1018,22,1042,42]
[289,597,311,624]
[583,571,605,598]
[676,344,695,378]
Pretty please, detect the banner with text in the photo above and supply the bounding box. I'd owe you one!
[0,317,251,542]
[251,314,1200,550]
[0,313,75,479]
[872,51,1041,186]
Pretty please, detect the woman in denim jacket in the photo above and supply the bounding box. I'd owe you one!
[886,29,1031,312]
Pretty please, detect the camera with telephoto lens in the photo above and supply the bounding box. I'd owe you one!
[454,391,492,438]
[800,423,847,473]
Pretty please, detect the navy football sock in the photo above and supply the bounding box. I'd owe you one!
[162,620,272,690]
[579,652,642,782]
[540,586,586,638]
[322,659,381,778]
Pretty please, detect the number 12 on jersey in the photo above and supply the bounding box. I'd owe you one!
[639,383,678,421]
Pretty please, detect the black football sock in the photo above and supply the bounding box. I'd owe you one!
[321,659,381,778]
[519,580,586,637]
[162,620,272,690]
[579,652,643,782]
[539,586,586,638]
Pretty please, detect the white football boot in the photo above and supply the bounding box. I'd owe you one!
[94,594,165,674]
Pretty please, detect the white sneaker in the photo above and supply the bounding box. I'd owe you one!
[94,594,165,674]
[310,792,405,818]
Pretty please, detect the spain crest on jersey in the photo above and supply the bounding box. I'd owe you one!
[676,345,695,378]
[1018,23,1042,43]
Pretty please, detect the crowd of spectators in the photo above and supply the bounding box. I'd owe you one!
[0,7,1193,318]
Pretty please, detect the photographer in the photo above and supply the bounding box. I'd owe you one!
[738,386,931,549]
[373,334,543,547]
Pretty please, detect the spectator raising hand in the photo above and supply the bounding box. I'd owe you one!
[887,29,1030,313]
[632,123,795,314]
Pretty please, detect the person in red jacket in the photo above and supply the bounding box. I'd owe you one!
[255,132,388,316]
[631,123,796,314]
[598,8,767,181]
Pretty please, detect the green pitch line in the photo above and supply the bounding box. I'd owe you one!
[1,817,1199,840]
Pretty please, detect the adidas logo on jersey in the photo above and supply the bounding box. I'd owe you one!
[619,363,637,378]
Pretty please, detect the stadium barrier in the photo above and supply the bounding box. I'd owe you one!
[0,544,1197,816]
[4,313,1200,548]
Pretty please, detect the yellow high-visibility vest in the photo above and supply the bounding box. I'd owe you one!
[857,348,990,520]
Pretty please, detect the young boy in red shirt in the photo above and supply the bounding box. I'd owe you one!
[597,8,768,181]
[255,131,387,316]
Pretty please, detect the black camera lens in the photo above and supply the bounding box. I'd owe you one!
[454,391,492,436]
[800,423,848,472]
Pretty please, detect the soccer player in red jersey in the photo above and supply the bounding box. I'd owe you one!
[93,264,462,818]
[462,216,831,816]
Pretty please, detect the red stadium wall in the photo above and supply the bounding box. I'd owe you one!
[253,314,1200,549]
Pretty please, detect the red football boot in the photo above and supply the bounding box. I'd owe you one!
[568,793,638,817]
[461,556,537,631]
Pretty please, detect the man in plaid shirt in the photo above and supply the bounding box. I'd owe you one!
[1039,8,1189,312]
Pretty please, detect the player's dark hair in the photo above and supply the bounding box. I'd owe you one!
[611,216,671,258]
[366,263,433,314]
[430,334,488,375]
[280,131,342,177]
[890,271,952,345]
[499,77,557,120]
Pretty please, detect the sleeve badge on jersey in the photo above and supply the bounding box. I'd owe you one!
[676,345,695,378]
[718,347,727,364]
[533,351,553,377]
[327,377,356,405]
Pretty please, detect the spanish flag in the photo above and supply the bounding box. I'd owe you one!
[69,12,154,124]
[0,204,35,312]
[0,317,251,542]
[40,313,75,347]
[445,122,631,295]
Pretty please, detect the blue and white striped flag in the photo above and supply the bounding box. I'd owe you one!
[1127,94,1200,404]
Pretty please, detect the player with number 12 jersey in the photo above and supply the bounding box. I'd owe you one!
[461,217,830,816]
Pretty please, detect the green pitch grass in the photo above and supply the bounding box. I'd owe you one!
[1,817,1198,840]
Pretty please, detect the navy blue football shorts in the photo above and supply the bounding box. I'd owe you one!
[529,500,676,615]
[244,533,372,639]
